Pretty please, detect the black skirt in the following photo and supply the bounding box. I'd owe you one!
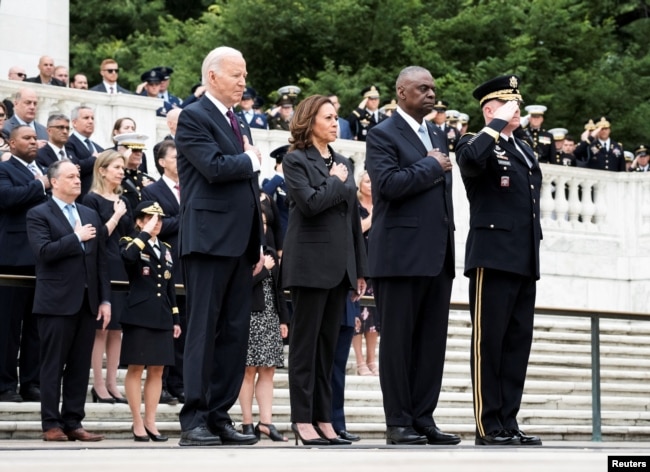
[120,324,175,366]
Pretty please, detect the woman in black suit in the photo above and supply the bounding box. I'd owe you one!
[119,201,181,442]
[281,95,368,446]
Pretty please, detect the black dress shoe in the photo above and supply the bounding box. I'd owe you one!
[179,426,222,446]
[19,386,40,402]
[0,389,23,402]
[337,430,361,442]
[385,426,427,445]
[159,389,179,405]
[415,425,461,445]
[475,430,517,446]
[509,429,542,446]
[214,422,258,445]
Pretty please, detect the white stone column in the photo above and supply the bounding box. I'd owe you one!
[0,0,70,78]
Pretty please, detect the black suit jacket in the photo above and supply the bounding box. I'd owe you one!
[175,94,263,262]
[89,83,132,94]
[456,119,543,279]
[65,134,103,196]
[2,116,48,141]
[0,157,48,267]
[365,112,455,278]
[140,179,181,284]
[281,146,367,289]
[24,76,66,87]
[35,144,96,199]
[26,199,110,315]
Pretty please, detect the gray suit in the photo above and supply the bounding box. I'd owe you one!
[3,116,48,141]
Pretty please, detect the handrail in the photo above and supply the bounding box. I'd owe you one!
[2,274,648,441]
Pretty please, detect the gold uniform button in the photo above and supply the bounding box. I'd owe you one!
[157,283,161,288]
[157,265,161,268]
[530,185,534,189]
[157,293,161,297]
[489,224,494,229]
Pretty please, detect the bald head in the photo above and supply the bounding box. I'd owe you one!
[37,56,55,81]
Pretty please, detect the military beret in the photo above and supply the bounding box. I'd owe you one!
[473,75,523,107]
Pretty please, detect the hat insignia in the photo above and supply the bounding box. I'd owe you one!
[509,76,518,89]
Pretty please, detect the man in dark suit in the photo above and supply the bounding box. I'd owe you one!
[26,159,110,441]
[175,46,264,447]
[24,56,66,87]
[0,126,50,403]
[456,75,543,447]
[365,66,459,446]
[141,139,186,403]
[2,88,48,143]
[65,106,104,197]
[89,59,131,94]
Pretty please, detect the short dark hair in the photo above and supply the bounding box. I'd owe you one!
[47,114,69,126]
[154,139,176,175]
[46,157,72,181]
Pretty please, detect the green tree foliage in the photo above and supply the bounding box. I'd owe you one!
[69,0,650,145]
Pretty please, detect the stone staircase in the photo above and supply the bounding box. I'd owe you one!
[2,310,649,441]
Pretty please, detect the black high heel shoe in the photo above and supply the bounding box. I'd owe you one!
[108,390,128,404]
[91,387,115,404]
[313,424,352,445]
[255,422,288,442]
[144,426,168,442]
[290,423,329,446]
[132,425,150,442]
[241,423,254,436]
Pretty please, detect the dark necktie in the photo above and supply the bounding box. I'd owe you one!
[84,138,94,154]
[226,110,244,148]
[59,150,65,161]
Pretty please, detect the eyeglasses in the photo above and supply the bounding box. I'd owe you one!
[16,73,26,78]
[103,68,119,74]
[49,125,70,131]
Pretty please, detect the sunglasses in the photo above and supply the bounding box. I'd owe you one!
[103,68,119,74]
[16,73,26,78]
[49,125,70,131]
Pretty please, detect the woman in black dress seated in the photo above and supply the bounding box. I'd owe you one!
[120,201,181,442]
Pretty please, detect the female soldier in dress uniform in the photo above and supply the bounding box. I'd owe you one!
[119,201,181,442]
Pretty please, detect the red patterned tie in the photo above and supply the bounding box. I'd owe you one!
[226,110,244,148]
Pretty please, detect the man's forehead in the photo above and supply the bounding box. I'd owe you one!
[16,129,37,139]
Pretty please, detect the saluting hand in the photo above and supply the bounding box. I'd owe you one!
[493,100,520,122]
[75,221,97,242]
[142,214,158,234]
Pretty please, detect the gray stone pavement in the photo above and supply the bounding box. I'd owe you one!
[0,440,649,472]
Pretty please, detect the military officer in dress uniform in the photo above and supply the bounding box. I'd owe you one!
[456,74,543,447]
[427,100,461,152]
[115,133,156,210]
[629,145,650,172]
[520,105,555,163]
[547,128,576,166]
[153,66,183,111]
[237,87,268,129]
[139,69,172,118]
[268,94,294,131]
[574,116,626,171]
[347,85,388,141]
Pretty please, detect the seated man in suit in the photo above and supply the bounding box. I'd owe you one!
[65,106,104,197]
[141,139,185,403]
[0,126,50,402]
[26,159,111,441]
[89,59,131,94]
[24,56,65,87]
[2,88,48,145]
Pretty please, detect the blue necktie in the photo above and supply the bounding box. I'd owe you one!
[418,124,433,151]
[64,204,85,249]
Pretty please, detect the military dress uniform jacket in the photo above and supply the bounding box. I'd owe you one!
[574,137,626,172]
[347,108,388,141]
[120,231,179,331]
[521,127,555,163]
[437,123,461,152]
[456,119,543,279]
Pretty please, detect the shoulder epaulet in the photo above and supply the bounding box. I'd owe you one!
[352,110,361,118]
[120,236,133,243]
[162,241,172,249]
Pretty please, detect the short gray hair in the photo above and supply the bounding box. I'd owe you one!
[201,46,242,84]
[47,114,69,126]
[70,105,93,120]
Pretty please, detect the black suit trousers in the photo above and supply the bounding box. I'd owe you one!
[288,281,347,424]
[0,266,40,393]
[180,254,252,431]
[374,251,454,427]
[468,267,536,437]
[37,292,95,432]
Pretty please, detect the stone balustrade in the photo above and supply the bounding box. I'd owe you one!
[2,80,648,313]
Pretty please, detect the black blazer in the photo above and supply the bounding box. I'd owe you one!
[456,119,543,279]
[24,76,65,87]
[26,199,110,315]
[280,146,367,290]
[365,112,455,278]
[175,94,263,262]
[0,157,48,267]
[251,247,289,324]
[65,133,104,160]
[141,179,181,284]
[120,231,179,330]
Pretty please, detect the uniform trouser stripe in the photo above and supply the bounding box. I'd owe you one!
[472,268,485,437]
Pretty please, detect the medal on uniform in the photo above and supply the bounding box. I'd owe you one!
[142,267,150,276]
[500,176,510,187]
[164,270,171,280]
